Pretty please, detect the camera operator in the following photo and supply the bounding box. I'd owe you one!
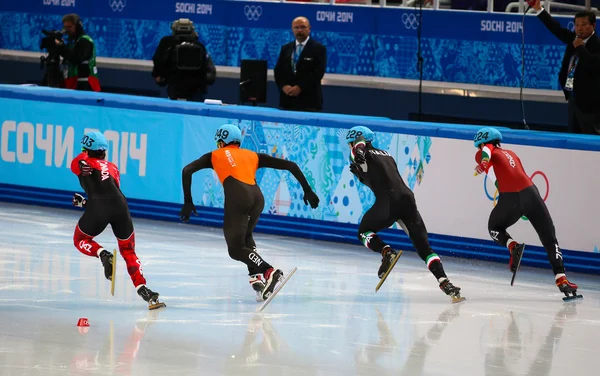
[152,18,216,101]
[55,13,101,92]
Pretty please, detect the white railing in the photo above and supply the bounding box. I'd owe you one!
[265,0,598,13]
[505,0,598,13]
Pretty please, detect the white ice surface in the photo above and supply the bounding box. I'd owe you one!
[0,202,599,376]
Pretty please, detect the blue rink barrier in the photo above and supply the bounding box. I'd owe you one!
[0,85,599,275]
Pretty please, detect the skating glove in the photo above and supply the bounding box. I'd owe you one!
[352,143,367,164]
[474,160,489,176]
[72,193,87,208]
[303,189,320,209]
[78,160,93,177]
[179,201,197,222]
[349,162,363,179]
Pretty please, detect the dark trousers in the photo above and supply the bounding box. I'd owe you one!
[568,95,600,135]
[222,178,271,275]
[488,185,565,274]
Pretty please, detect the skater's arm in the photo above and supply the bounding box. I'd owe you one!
[475,146,498,187]
[258,154,320,208]
[182,153,212,202]
[257,154,312,192]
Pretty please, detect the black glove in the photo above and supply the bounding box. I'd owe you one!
[79,160,92,177]
[349,162,361,175]
[72,193,87,208]
[179,201,197,222]
[303,189,320,209]
[353,145,367,164]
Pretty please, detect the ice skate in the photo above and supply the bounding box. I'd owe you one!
[439,279,466,303]
[258,267,297,312]
[376,247,402,293]
[99,249,113,281]
[262,268,284,301]
[137,285,166,310]
[556,276,583,302]
[249,273,266,302]
[509,243,525,286]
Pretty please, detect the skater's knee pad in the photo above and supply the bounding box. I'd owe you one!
[73,225,93,245]
[73,225,100,257]
[117,232,135,253]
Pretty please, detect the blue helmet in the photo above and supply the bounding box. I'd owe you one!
[215,124,242,145]
[81,131,108,151]
[474,127,502,148]
[346,126,374,144]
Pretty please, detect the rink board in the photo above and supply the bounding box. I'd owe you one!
[0,85,598,273]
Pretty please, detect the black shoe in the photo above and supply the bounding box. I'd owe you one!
[378,247,397,279]
[99,249,113,281]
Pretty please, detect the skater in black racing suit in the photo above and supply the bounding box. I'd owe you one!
[346,126,463,300]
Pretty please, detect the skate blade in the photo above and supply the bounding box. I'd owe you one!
[562,294,583,302]
[257,267,297,312]
[110,249,117,296]
[375,251,403,293]
[148,301,166,310]
[510,244,525,287]
[451,295,466,304]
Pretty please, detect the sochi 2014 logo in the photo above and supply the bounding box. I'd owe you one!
[483,171,549,221]
[109,0,126,12]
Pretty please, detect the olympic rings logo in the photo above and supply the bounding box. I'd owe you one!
[244,5,262,21]
[483,171,549,221]
[402,13,419,30]
[109,0,126,12]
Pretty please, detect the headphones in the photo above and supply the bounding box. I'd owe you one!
[74,14,83,32]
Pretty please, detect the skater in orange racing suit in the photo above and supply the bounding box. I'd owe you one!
[179,124,320,301]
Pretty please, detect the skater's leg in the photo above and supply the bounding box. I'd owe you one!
[245,190,264,275]
[522,186,568,278]
[397,194,446,282]
[73,223,106,257]
[223,199,272,275]
[397,194,463,300]
[111,209,146,288]
[357,196,395,254]
[487,192,523,251]
[73,206,109,258]
[246,191,267,294]
[358,197,399,278]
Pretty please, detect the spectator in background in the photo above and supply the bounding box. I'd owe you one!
[274,17,327,112]
[56,14,101,92]
[530,0,600,134]
[152,18,216,101]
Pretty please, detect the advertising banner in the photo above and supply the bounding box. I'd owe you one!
[0,1,575,89]
[1,95,597,254]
